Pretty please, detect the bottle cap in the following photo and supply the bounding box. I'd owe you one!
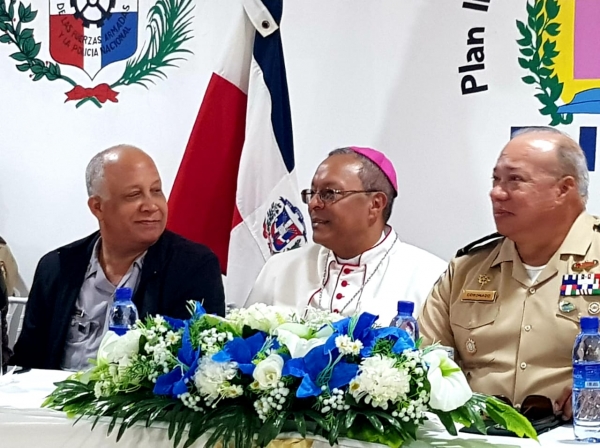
[580,316,599,332]
[397,301,414,315]
[115,287,133,302]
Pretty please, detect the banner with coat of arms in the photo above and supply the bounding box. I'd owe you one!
[3,0,600,289]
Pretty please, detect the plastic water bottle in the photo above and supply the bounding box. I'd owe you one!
[108,287,138,336]
[573,316,600,442]
[390,301,419,342]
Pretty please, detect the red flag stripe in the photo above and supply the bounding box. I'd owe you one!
[167,73,247,274]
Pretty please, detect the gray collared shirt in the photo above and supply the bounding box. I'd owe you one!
[61,239,146,371]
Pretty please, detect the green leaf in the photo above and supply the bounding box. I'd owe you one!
[0,34,10,43]
[539,67,552,77]
[526,1,534,18]
[534,0,544,17]
[46,72,57,81]
[30,63,43,74]
[294,412,307,438]
[549,115,561,126]
[17,2,24,21]
[16,62,28,71]
[516,37,532,47]
[528,14,536,31]
[535,14,544,33]
[516,20,533,41]
[520,47,534,57]
[0,22,8,31]
[562,113,574,125]
[546,23,560,36]
[433,411,458,436]
[549,80,563,101]
[485,397,538,440]
[344,409,357,429]
[28,41,40,58]
[9,51,27,61]
[20,27,32,39]
[518,57,531,70]
[540,104,558,115]
[22,9,36,22]
[366,414,384,434]
[8,0,15,19]
[535,93,554,107]
[546,0,560,20]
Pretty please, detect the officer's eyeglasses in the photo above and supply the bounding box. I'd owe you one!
[300,188,381,205]
[494,395,555,420]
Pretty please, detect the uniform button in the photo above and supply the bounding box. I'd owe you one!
[520,362,527,369]
[261,20,270,29]
[341,280,348,287]
[528,287,536,294]
[336,293,343,300]
[524,325,532,332]
[343,268,352,274]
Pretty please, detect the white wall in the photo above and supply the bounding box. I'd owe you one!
[1,0,598,286]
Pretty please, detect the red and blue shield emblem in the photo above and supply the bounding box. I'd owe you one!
[49,0,138,79]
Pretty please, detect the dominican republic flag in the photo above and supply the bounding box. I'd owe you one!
[167,0,307,307]
[49,0,138,79]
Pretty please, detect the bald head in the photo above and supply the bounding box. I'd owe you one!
[86,145,154,198]
[509,127,589,202]
[86,144,167,252]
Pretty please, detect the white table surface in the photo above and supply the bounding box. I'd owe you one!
[0,369,583,448]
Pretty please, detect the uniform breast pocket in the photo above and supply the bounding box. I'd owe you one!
[450,301,500,367]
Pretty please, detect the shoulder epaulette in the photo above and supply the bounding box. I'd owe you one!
[455,232,503,258]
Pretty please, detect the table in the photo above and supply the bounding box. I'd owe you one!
[0,369,582,448]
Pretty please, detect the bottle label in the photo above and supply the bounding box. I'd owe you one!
[400,321,417,340]
[574,363,600,389]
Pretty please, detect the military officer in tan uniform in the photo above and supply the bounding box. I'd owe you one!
[419,126,595,418]
[0,236,19,367]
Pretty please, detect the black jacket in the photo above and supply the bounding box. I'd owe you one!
[11,230,225,369]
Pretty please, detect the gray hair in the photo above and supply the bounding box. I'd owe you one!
[328,147,396,222]
[85,144,141,197]
[511,126,589,202]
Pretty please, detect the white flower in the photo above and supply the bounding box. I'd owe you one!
[97,329,142,366]
[335,335,363,356]
[422,349,472,412]
[252,354,284,390]
[275,328,329,358]
[350,355,411,409]
[194,358,238,405]
[230,304,291,333]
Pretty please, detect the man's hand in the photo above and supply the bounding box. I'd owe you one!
[554,386,573,420]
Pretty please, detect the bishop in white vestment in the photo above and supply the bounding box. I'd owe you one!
[245,147,446,323]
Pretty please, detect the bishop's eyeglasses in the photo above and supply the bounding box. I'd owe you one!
[301,188,381,205]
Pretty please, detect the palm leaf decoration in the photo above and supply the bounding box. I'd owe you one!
[114,0,195,88]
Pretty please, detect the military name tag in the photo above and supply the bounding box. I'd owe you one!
[461,290,497,302]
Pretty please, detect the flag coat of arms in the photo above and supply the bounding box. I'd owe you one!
[167,0,307,307]
[49,0,138,79]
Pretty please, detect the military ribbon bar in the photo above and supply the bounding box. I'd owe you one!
[561,273,600,296]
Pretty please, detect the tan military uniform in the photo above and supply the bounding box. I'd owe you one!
[419,212,600,406]
[0,236,18,294]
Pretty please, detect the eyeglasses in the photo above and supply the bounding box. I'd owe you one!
[494,395,555,421]
[300,189,381,205]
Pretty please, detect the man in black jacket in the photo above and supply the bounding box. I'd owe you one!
[11,145,225,370]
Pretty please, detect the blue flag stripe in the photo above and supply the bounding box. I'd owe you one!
[252,0,295,173]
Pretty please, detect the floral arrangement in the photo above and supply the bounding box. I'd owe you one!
[44,303,536,448]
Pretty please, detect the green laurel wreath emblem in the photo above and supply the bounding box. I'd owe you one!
[0,0,194,108]
[516,0,573,125]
